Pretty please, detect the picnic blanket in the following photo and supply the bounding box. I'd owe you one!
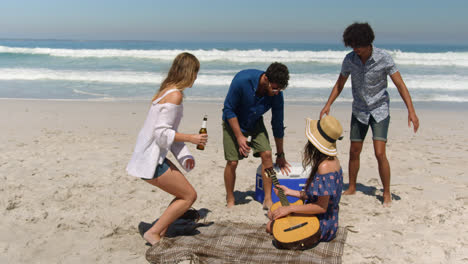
[145,221,347,264]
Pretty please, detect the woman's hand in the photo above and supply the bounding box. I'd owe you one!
[274,185,293,196]
[190,134,208,146]
[270,206,291,220]
[185,158,195,170]
[267,209,273,220]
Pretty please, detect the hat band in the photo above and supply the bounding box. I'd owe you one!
[317,120,336,143]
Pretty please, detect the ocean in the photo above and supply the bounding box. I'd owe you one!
[1,39,467,106]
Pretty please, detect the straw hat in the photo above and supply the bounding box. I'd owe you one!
[305,115,343,156]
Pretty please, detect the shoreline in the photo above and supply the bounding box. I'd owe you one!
[1,97,467,111]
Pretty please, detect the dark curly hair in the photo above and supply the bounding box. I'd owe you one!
[343,22,375,48]
[265,62,289,89]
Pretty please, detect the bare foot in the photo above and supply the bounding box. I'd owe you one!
[262,200,273,210]
[143,231,161,246]
[383,193,392,207]
[226,199,235,208]
[342,189,356,195]
[265,221,272,233]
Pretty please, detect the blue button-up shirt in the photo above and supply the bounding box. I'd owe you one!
[341,47,398,124]
[222,69,285,138]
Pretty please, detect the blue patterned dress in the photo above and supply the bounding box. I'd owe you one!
[305,168,343,242]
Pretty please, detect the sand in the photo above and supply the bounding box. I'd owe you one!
[1,99,467,263]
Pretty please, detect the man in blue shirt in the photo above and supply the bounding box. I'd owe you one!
[222,62,291,209]
[320,23,419,207]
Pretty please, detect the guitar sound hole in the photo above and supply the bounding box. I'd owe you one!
[283,222,308,232]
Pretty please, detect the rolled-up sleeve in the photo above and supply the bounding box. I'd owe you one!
[271,93,285,138]
[154,105,177,149]
[385,54,398,76]
[171,142,194,172]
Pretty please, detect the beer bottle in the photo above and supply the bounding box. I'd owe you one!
[196,115,207,150]
[244,135,252,157]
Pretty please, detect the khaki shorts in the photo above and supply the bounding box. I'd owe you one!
[223,118,272,161]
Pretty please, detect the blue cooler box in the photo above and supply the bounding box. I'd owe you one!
[255,162,310,204]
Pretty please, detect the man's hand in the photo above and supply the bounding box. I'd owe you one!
[320,105,330,119]
[320,74,347,119]
[409,112,419,133]
[276,155,291,176]
[237,135,251,157]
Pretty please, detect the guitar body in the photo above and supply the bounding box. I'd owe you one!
[264,166,321,250]
[270,199,303,212]
[271,200,321,250]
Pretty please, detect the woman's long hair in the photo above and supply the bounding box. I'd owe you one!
[152,52,200,101]
[302,141,334,192]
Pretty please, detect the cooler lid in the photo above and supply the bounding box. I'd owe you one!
[256,162,310,179]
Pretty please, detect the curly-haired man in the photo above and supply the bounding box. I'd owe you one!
[320,23,419,207]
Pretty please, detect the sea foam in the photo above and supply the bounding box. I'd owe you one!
[1,68,466,90]
[1,46,467,67]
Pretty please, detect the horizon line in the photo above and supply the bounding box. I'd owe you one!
[0,37,467,46]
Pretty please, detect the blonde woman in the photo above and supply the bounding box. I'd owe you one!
[127,52,207,245]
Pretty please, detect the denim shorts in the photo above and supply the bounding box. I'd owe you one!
[350,114,390,142]
[143,158,170,180]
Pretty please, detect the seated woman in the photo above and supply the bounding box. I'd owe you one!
[266,115,343,243]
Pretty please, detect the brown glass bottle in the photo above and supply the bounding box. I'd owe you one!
[244,135,252,157]
[196,115,207,150]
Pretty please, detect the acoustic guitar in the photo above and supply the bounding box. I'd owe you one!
[265,167,321,250]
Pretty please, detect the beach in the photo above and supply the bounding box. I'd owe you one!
[1,99,467,263]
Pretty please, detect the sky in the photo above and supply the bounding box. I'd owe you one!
[1,0,467,44]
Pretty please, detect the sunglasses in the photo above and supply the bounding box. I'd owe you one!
[268,82,285,92]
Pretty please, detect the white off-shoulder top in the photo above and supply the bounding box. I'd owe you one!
[126,89,194,179]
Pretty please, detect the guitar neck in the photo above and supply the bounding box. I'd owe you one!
[265,168,290,206]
